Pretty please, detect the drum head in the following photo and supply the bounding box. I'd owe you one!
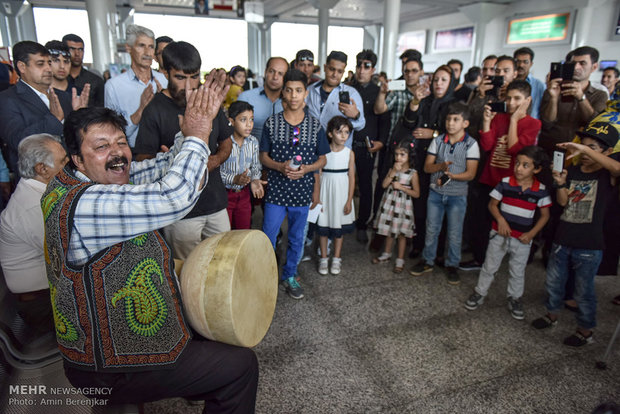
[180,230,278,347]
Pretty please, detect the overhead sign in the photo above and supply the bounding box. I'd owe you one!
[507,13,570,44]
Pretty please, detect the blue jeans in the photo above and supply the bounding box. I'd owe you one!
[422,190,467,267]
[262,203,310,281]
[545,244,602,330]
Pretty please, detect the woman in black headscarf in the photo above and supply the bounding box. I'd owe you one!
[397,65,457,257]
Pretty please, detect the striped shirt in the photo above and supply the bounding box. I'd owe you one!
[220,135,262,191]
[428,133,479,196]
[490,176,552,238]
[385,89,414,138]
[67,134,210,266]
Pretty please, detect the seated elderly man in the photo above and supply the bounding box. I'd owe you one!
[42,75,258,413]
[0,134,68,333]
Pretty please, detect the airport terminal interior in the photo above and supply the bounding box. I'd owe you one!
[1,0,620,413]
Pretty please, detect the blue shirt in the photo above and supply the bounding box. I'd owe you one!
[104,67,168,147]
[0,153,8,182]
[306,81,365,148]
[526,73,546,120]
[238,87,283,141]
[259,112,330,207]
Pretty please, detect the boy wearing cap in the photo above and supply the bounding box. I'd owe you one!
[532,122,620,347]
[295,49,321,85]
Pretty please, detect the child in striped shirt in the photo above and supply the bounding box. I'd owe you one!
[220,100,266,229]
[465,146,551,320]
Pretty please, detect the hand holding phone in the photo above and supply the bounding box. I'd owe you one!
[339,90,350,104]
[552,150,565,173]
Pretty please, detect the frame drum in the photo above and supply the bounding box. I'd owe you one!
[179,230,278,347]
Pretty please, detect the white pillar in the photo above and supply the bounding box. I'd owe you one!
[318,7,329,68]
[85,0,113,73]
[381,0,400,79]
[0,0,37,45]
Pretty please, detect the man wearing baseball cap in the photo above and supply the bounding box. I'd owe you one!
[532,121,620,347]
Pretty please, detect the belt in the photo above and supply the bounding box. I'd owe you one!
[18,289,49,302]
[322,168,349,173]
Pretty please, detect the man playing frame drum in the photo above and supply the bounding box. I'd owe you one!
[43,73,258,413]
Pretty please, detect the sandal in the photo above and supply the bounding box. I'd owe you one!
[393,258,405,273]
[612,295,620,306]
[372,252,391,264]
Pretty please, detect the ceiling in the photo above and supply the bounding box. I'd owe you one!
[30,0,517,27]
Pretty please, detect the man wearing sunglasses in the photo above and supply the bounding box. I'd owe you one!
[295,49,321,85]
[349,49,390,243]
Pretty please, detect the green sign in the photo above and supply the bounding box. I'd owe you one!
[507,13,570,44]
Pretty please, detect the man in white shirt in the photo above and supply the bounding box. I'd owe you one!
[0,133,68,333]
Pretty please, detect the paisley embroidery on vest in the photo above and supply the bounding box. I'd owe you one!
[41,186,68,221]
[111,258,168,337]
[130,234,148,247]
[51,284,78,342]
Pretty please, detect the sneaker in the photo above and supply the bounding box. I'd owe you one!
[458,259,482,271]
[464,292,484,310]
[446,267,460,285]
[507,297,524,320]
[283,277,304,299]
[563,331,593,347]
[356,229,368,243]
[409,261,433,276]
[531,315,557,329]
[318,258,329,275]
[330,257,342,275]
[301,254,312,262]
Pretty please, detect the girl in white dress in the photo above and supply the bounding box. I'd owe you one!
[317,116,356,275]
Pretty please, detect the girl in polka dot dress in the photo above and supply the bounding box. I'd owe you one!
[372,140,420,273]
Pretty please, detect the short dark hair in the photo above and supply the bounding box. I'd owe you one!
[482,54,497,63]
[62,34,84,44]
[162,41,201,74]
[571,46,599,63]
[404,58,423,71]
[265,56,289,72]
[447,59,463,71]
[517,145,547,169]
[156,35,173,50]
[513,47,534,60]
[283,69,308,89]
[64,107,127,167]
[399,49,422,62]
[12,41,49,76]
[44,40,70,58]
[326,116,353,142]
[604,67,620,78]
[464,66,481,83]
[228,100,254,119]
[356,49,377,68]
[326,51,347,66]
[496,55,516,71]
[446,102,470,121]
[506,79,532,97]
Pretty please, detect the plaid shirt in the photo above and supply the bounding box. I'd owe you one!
[385,89,414,138]
[219,135,262,191]
[67,134,210,266]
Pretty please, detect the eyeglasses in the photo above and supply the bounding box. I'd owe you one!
[356,62,372,69]
[298,56,314,62]
[291,127,300,146]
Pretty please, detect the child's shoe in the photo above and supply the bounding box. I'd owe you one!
[508,297,524,320]
[372,252,391,264]
[464,291,485,310]
[393,258,405,273]
[330,257,342,275]
[318,258,329,275]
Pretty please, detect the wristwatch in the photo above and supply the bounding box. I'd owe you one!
[432,130,439,138]
[579,94,586,102]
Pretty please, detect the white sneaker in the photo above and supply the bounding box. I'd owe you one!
[331,257,342,275]
[318,258,329,275]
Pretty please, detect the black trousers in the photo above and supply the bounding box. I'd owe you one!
[65,337,259,413]
[354,145,376,230]
[465,182,493,263]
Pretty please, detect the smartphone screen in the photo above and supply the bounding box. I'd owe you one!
[552,150,565,173]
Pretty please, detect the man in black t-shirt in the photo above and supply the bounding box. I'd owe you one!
[62,34,105,107]
[532,122,620,347]
[135,41,232,260]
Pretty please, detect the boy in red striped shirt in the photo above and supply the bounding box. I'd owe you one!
[465,146,551,320]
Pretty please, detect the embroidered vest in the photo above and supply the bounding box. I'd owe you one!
[42,168,191,372]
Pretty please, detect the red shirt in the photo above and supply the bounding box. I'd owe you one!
[479,113,541,187]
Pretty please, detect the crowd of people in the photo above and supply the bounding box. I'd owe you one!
[0,22,618,413]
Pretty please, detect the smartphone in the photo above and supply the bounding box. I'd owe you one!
[552,150,565,173]
[489,102,506,113]
[364,136,372,149]
[550,62,563,80]
[388,79,406,91]
[487,75,504,86]
[339,90,350,104]
[438,173,451,186]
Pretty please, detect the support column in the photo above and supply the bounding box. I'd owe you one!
[571,0,605,49]
[459,2,507,68]
[0,0,37,45]
[85,0,113,73]
[248,21,272,74]
[318,7,329,68]
[381,0,400,79]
